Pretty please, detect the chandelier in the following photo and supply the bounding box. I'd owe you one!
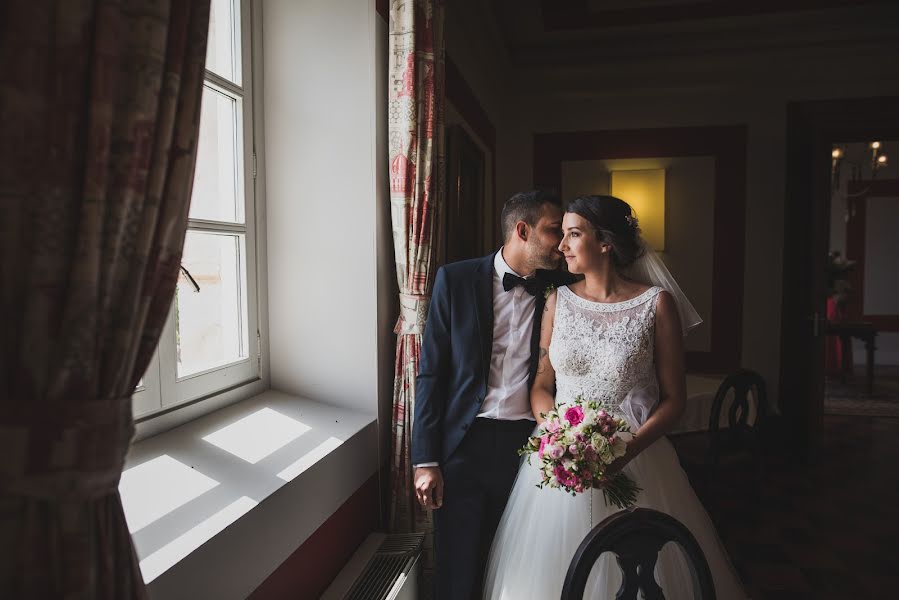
[831,141,889,222]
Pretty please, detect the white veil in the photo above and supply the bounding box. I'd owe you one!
[623,239,703,335]
[618,239,702,429]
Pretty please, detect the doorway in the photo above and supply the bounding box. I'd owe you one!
[825,167,899,417]
[780,97,899,455]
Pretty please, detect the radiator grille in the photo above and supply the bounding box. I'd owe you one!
[343,533,424,600]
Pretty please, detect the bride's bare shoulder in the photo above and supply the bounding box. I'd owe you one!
[623,279,652,297]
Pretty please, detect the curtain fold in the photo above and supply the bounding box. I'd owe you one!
[0,1,210,597]
[387,0,446,592]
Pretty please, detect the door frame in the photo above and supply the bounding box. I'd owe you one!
[779,96,899,455]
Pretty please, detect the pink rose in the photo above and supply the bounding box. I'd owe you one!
[553,465,577,488]
[538,435,549,459]
[568,444,579,455]
[564,406,585,426]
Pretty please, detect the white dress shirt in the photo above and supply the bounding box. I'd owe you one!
[477,249,537,421]
[415,250,538,468]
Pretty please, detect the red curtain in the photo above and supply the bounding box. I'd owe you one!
[387,0,446,592]
[0,1,210,596]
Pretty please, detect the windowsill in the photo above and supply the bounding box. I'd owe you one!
[122,389,378,599]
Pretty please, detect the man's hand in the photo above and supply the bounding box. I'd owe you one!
[414,466,444,509]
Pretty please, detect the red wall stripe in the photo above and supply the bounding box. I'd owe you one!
[248,473,380,600]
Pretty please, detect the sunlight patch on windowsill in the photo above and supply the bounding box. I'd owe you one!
[119,455,219,534]
[122,390,377,594]
[139,496,258,583]
[202,406,311,463]
[277,436,344,482]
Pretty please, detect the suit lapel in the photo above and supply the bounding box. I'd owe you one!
[474,254,495,380]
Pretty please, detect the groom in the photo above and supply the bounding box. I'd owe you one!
[412,190,573,599]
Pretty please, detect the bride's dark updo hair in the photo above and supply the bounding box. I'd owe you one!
[566,195,645,269]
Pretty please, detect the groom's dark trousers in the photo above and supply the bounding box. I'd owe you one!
[434,416,533,599]
[412,253,560,599]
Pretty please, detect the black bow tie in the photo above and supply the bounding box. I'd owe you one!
[503,272,543,296]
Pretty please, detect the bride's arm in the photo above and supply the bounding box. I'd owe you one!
[611,291,686,470]
[531,290,558,425]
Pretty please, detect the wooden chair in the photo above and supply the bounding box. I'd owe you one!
[707,369,767,468]
[561,508,716,600]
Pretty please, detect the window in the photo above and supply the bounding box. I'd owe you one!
[133,0,261,419]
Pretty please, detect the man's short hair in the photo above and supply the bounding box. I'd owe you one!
[500,190,561,242]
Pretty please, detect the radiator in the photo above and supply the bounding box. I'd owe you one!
[342,533,424,600]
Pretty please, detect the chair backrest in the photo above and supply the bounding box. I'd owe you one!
[708,369,767,463]
[561,508,716,600]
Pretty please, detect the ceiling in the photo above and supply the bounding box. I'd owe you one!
[487,0,899,67]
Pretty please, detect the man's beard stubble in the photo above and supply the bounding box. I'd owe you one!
[528,243,565,272]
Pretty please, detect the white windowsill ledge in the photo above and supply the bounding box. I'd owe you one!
[121,390,378,600]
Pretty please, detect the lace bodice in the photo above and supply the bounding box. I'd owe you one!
[549,285,662,415]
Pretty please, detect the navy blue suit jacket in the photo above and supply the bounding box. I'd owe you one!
[411,252,575,465]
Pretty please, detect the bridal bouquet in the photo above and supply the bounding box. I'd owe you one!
[519,396,641,509]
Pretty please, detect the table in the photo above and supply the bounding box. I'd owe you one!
[825,321,877,395]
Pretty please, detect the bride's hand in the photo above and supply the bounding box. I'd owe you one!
[601,441,638,482]
[603,457,628,479]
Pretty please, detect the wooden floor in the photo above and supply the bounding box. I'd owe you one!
[674,415,899,599]
[825,365,899,417]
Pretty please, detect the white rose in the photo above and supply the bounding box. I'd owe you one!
[610,435,628,458]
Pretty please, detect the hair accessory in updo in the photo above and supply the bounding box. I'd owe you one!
[624,214,638,230]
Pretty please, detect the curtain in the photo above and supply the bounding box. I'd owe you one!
[387,0,445,591]
[0,1,210,597]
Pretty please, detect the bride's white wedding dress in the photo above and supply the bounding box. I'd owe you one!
[483,285,747,599]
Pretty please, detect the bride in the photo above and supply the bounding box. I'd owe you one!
[483,195,747,599]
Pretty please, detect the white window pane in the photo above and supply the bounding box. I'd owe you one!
[205,0,238,84]
[190,86,244,224]
[176,231,249,378]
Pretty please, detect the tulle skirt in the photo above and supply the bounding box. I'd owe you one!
[483,436,747,599]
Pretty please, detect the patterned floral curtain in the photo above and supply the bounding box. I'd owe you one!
[387,0,445,583]
[0,1,210,597]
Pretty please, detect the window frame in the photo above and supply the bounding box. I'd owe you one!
[133,0,265,425]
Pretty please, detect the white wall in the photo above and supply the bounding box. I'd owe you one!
[375,11,399,478]
[860,194,899,366]
[264,0,385,416]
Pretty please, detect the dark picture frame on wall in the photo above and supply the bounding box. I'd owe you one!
[534,125,747,374]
